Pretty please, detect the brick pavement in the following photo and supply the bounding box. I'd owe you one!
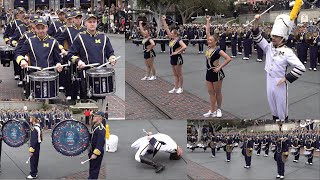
[187,159,228,180]
[125,62,237,120]
[125,83,168,120]
[62,166,106,179]
[108,94,125,119]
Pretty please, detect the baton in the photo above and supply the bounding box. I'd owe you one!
[26,157,30,164]
[244,5,275,27]
[81,158,91,164]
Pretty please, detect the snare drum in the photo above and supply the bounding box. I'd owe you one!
[86,67,115,97]
[0,46,15,67]
[29,71,59,99]
[290,148,297,154]
[303,150,311,156]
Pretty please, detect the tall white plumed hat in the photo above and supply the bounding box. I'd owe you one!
[271,0,303,40]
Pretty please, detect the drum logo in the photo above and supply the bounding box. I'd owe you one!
[66,131,75,145]
[102,79,106,92]
[11,128,17,140]
[43,82,47,97]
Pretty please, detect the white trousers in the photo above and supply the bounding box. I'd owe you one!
[134,141,152,162]
[266,74,288,120]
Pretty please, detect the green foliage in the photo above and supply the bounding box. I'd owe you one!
[40,103,52,110]
[71,108,83,114]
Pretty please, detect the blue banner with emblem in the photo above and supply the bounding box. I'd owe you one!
[2,120,30,147]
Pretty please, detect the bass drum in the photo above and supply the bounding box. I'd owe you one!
[52,120,90,156]
[1,120,30,147]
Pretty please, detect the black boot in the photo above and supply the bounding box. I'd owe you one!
[140,156,165,173]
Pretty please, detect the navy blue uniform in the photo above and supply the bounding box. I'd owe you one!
[274,139,288,177]
[158,29,167,52]
[226,138,233,161]
[3,19,22,42]
[242,139,253,167]
[237,32,243,54]
[309,36,319,70]
[88,123,106,179]
[254,138,262,155]
[256,32,265,61]
[196,30,206,52]
[304,139,315,164]
[292,138,302,161]
[142,38,156,59]
[286,34,295,49]
[243,31,252,59]
[48,20,65,37]
[219,33,227,52]
[231,32,237,56]
[29,123,42,178]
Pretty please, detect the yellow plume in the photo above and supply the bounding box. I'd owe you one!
[106,124,110,140]
[290,0,303,21]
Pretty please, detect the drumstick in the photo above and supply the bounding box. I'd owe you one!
[244,5,274,27]
[82,63,100,68]
[97,56,121,68]
[81,159,91,164]
[42,64,69,71]
[26,157,30,164]
[27,66,42,71]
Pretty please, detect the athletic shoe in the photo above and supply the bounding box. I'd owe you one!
[257,59,262,62]
[168,88,177,93]
[66,96,71,100]
[304,61,307,64]
[26,175,38,179]
[280,176,284,179]
[313,68,317,71]
[309,68,312,70]
[276,175,281,178]
[203,110,213,117]
[141,76,148,81]
[216,109,222,118]
[148,76,156,81]
[14,75,20,80]
[18,81,23,86]
[211,155,215,158]
[176,88,183,94]
[238,52,242,55]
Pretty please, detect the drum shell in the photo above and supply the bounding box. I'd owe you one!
[86,67,116,97]
[29,71,59,99]
[0,48,14,67]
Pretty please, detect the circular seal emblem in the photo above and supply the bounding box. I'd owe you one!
[2,120,29,147]
[52,120,90,156]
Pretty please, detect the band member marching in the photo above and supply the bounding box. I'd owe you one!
[304,138,315,165]
[225,136,233,162]
[262,135,271,157]
[27,115,42,179]
[252,1,306,121]
[88,112,106,179]
[162,15,187,94]
[242,136,253,168]
[274,137,289,179]
[131,131,183,173]
[291,136,302,163]
[203,16,231,118]
[254,136,262,156]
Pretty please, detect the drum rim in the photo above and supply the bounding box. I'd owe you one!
[1,119,30,147]
[51,119,90,156]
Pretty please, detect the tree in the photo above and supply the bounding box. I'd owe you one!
[175,0,203,24]
[137,0,178,32]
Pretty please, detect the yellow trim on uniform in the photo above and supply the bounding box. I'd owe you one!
[4,38,9,42]
[29,147,35,153]
[71,55,80,63]
[283,152,289,155]
[93,149,101,155]
[58,44,64,50]
[16,55,25,64]
[12,40,18,47]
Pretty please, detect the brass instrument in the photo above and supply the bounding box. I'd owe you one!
[208,141,216,148]
[226,144,233,153]
[246,148,253,157]
[306,32,314,45]
[282,151,289,163]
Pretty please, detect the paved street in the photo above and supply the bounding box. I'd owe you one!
[105,120,187,180]
[0,130,106,179]
[126,41,320,120]
[186,147,320,180]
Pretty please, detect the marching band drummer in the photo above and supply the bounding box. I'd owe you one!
[203,16,231,118]
[3,7,25,45]
[162,15,187,94]
[292,136,302,163]
[15,18,63,72]
[225,136,233,162]
[242,136,253,169]
[27,115,42,179]
[304,138,315,165]
[88,111,106,179]
[138,20,157,81]
[274,136,289,179]
[47,9,66,37]
[66,14,117,100]
[131,131,183,173]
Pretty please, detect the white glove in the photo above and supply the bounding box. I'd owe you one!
[56,63,63,72]
[20,60,28,69]
[108,55,117,66]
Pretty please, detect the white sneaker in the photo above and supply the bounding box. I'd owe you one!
[14,75,20,80]
[18,81,23,86]
[310,163,312,165]
[313,68,317,71]
[66,96,71,100]
[216,109,222,118]
[203,110,213,117]
[59,86,64,90]
[264,154,268,157]
[148,76,156,81]
[256,154,260,156]
[77,96,80,100]
[304,61,307,64]
[280,176,284,179]
[305,162,309,165]
[141,76,148,81]
[295,160,299,163]
[27,175,38,179]
[257,59,262,62]
[309,67,312,70]
[316,149,320,152]
[168,88,177,93]
[238,52,242,55]
[317,63,320,66]
[276,175,281,178]
[176,88,183,94]
[211,155,215,158]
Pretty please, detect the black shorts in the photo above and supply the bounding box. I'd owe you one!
[144,50,156,59]
[170,54,183,65]
[206,69,225,82]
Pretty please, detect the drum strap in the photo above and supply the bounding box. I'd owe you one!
[67,27,73,44]
[102,34,107,63]
[46,40,56,67]
[53,22,57,33]
[78,35,89,64]
[17,25,23,37]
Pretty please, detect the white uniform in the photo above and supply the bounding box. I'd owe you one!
[131,133,178,162]
[253,28,306,120]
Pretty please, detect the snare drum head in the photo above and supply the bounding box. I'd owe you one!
[52,120,90,156]
[30,71,58,81]
[86,67,115,77]
[1,120,29,147]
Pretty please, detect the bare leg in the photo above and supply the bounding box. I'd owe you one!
[171,66,178,89]
[175,65,183,88]
[214,80,223,109]
[206,81,216,112]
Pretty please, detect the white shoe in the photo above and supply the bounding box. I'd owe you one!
[203,110,213,117]
[141,76,148,81]
[313,68,317,71]
[309,67,312,70]
[176,88,183,94]
[303,61,307,64]
[256,154,260,156]
[18,81,23,86]
[276,175,281,178]
[211,155,215,158]
[316,149,320,152]
[264,154,268,157]
[148,76,156,81]
[168,88,177,93]
[280,176,284,179]
[226,159,230,162]
[295,160,299,163]
[77,96,80,100]
[257,59,262,62]
[66,96,71,100]
[238,52,242,55]
[59,86,64,90]
[231,56,235,58]
[14,75,19,80]
[27,175,38,179]
[305,162,309,164]
[310,163,312,165]
[216,109,222,118]
[317,63,320,66]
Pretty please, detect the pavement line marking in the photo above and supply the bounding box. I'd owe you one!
[108,117,125,120]
[2,148,28,176]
